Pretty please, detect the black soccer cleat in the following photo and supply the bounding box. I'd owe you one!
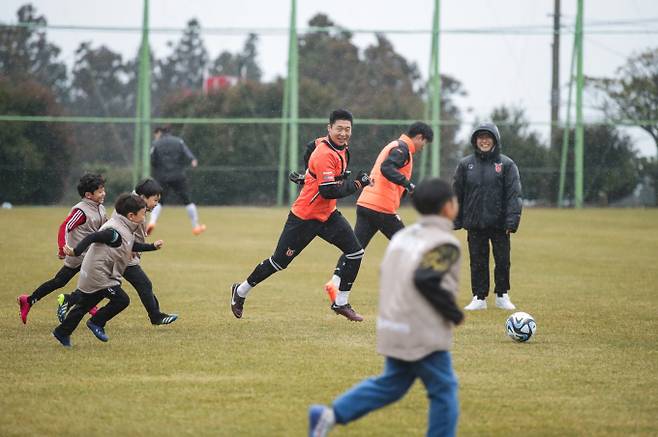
[231,283,245,319]
[152,313,178,326]
[56,293,69,323]
[331,303,364,322]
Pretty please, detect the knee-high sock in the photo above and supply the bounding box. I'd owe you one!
[336,256,363,305]
[150,204,162,224]
[246,258,280,289]
[185,203,199,228]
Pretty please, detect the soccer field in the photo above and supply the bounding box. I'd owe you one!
[1,206,657,436]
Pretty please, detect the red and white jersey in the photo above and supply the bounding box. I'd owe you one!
[58,199,107,268]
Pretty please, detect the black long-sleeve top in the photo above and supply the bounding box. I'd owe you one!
[72,229,157,257]
[380,142,413,189]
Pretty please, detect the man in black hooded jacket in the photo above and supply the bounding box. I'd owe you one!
[453,122,522,311]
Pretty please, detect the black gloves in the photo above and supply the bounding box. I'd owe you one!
[405,182,415,194]
[289,171,305,185]
[354,171,372,190]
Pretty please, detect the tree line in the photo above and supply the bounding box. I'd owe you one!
[0,4,656,205]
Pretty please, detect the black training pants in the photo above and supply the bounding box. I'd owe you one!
[30,265,80,302]
[247,210,364,291]
[467,228,511,298]
[55,286,130,336]
[334,205,404,276]
[158,177,192,205]
[68,265,162,323]
[123,265,161,322]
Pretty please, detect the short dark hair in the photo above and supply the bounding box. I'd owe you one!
[412,178,454,215]
[77,173,105,197]
[407,122,433,143]
[154,125,171,134]
[114,193,147,217]
[329,109,353,126]
[135,178,163,198]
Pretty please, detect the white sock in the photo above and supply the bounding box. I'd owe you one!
[185,203,199,228]
[237,281,252,298]
[150,203,162,224]
[331,274,341,287]
[335,290,350,306]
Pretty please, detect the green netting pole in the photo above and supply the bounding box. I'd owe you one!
[132,60,143,187]
[276,74,290,206]
[286,0,299,205]
[430,0,441,177]
[558,33,577,207]
[420,11,438,181]
[574,0,584,208]
[139,0,151,179]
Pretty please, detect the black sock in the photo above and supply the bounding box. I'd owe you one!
[28,296,38,306]
[246,259,278,286]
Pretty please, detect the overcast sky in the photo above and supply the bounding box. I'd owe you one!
[2,0,657,156]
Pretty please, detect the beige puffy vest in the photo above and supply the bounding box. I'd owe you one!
[376,216,461,361]
[64,199,107,268]
[77,211,138,293]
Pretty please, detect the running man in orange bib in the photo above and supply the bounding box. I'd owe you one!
[230,109,372,322]
[324,122,433,301]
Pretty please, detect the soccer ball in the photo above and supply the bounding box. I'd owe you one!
[506,312,536,342]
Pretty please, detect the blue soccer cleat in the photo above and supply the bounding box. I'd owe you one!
[52,329,71,347]
[86,320,109,342]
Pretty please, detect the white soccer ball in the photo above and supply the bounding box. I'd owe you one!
[506,311,536,342]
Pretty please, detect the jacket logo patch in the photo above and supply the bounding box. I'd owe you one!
[285,248,295,257]
[467,163,474,170]
[495,163,503,173]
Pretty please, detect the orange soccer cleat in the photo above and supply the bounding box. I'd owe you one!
[192,224,207,235]
[324,280,338,303]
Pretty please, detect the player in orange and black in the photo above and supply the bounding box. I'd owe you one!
[324,122,433,300]
[230,109,371,322]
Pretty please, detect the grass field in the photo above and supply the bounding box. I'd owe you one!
[1,206,657,436]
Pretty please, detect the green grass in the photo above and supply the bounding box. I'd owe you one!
[1,206,657,436]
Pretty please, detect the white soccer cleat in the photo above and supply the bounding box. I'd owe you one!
[464,296,487,311]
[495,294,516,310]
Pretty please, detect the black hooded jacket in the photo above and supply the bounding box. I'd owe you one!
[452,123,522,232]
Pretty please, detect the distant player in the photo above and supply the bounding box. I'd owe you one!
[53,194,164,347]
[308,178,464,437]
[323,122,433,302]
[453,122,522,311]
[148,125,206,236]
[57,178,178,326]
[231,109,372,322]
[17,173,107,324]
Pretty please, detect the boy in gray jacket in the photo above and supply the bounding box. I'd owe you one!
[309,178,464,437]
[52,194,163,347]
[18,173,107,324]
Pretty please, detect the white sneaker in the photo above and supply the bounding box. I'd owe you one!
[464,296,487,310]
[495,294,516,310]
[309,404,335,437]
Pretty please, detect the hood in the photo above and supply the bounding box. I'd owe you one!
[470,122,501,160]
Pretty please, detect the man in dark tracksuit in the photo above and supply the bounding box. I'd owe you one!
[452,122,522,310]
[148,126,206,236]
